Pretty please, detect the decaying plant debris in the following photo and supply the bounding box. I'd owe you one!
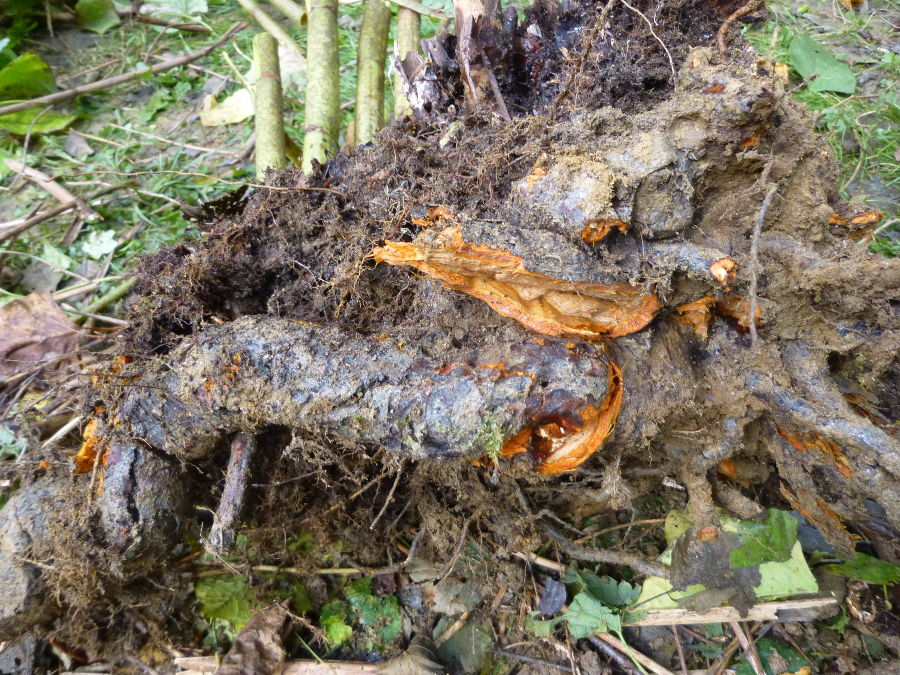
[1,0,898,667]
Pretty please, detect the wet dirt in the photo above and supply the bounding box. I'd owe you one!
[2,0,899,669]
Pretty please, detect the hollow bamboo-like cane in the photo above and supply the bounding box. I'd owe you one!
[267,0,307,26]
[302,0,340,173]
[253,32,287,177]
[236,0,306,58]
[354,0,392,144]
[392,7,420,119]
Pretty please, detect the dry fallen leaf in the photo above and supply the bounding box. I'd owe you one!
[373,226,661,340]
[0,292,81,378]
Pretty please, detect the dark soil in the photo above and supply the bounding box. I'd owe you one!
[2,0,899,672]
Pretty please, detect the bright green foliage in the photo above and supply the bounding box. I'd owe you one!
[320,601,353,646]
[0,108,76,134]
[194,575,254,629]
[318,578,403,650]
[0,49,74,134]
[141,0,208,22]
[563,592,621,639]
[524,614,559,638]
[825,552,900,585]
[730,509,798,567]
[564,566,641,608]
[0,53,55,100]
[75,0,121,35]
[138,82,192,123]
[346,578,402,645]
[82,230,119,259]
[788,33,856,94]
[0,425,28,458]
[735,638,811,675]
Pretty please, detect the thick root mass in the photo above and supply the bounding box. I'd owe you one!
[1,2,898,661]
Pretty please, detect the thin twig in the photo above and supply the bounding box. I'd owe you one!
[439,514,475,580]
[0,202,77,245]
[40,414,83,450]
[108,123,239,156]
[129,11,210,32]
[5,160,100,222]
[0,23,248,117]
[370,460,404,530]
[672,625,688,675]
[513,551,566,573]
[551,0,617,117]
[495,649,572,672]
[748,184,777,346]
[619,0,675,79]
[589,635,641,674]
[545,526,670,578]
[52,169,345,197]
[60,303,129,327]
[728,622,764,675]
[576,518,666,543]
[319,469,392,517]
[434,610,471,647]
[594,632,675,675]
[57,58,121,84]
[717,0,763,56]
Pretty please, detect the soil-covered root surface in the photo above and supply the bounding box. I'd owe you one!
[1,0,899,668]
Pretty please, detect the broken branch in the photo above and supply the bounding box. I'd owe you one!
[0,24,248,118]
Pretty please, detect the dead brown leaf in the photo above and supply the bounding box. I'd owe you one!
[0,292,81,378]
[373,226,661,339]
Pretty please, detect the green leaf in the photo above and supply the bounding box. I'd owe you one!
[82,229,118,259]
[563,565,641,609]
[730,508,798,568]
[562,591,621,639]
[734,637,810,675]
[320,601,353,646]
[0,107,76,134]
[0,53,55,100]
[41,242,74,272]
[0,424,28,458]
[292,582,314,613]
[524,612,561,638]
[141,0,208,21]
[825,552,900,585]
[194,575,253,629]
[75,0,121,34]
[345,577,402,644]
[788,33,856,94]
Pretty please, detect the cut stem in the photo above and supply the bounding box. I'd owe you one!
[302,0,340,173]
[267,0,307,26]
[354,0,392,144]
[253,32,287,177]
[393,6,420,119]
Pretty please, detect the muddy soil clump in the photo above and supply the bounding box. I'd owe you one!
[1,0,898,667]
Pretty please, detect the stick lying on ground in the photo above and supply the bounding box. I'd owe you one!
[0,23,248,118]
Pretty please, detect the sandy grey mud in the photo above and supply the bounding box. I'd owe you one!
[0,0,898,668]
